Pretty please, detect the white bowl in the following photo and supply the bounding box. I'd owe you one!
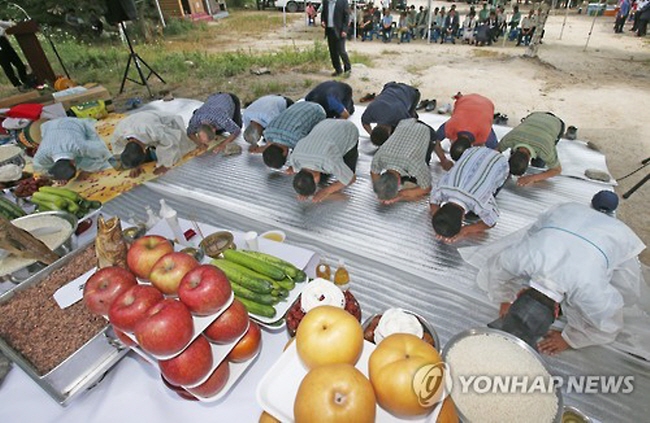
[260,230,286,243]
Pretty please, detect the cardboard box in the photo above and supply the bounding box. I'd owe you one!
[0,91,53,109]
[54,86,114,112]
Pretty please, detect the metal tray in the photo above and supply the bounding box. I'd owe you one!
[441,327,564,423]
[362,310,441,351]
[0,241,129,406]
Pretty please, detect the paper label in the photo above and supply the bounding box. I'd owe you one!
[53,267,96,309]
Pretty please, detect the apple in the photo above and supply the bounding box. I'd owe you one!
[127,235,174,279]
[83,266,138,316]
[186,360,230,398]
[159,335,213,386]
[227,321,261,362]
[369,333,444,417]
[178,265,232,316]
[149,252,200,296]
[295,305,364,369]
[108,284,164,333]
[135,298,194,356]
[161,375,199,401]
[203,299,249,344]
[113,328,136,347]
[294,363,376,423]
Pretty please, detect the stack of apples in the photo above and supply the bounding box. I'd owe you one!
[83,235,262,400]
[289,305,459,423]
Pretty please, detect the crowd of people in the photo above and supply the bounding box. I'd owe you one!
[616,0,650,36]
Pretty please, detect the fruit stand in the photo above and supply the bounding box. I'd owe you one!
[1,114,647,422]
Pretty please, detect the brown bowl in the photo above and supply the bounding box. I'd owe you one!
[199,231,235,258]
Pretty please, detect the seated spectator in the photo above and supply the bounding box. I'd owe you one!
[360,7,374,40]
[517,9,535,46]
[462,11,478,44]
[306,2,317,26]
[381,9,394,42]
[398,11,411,43]
[441,8,459,43]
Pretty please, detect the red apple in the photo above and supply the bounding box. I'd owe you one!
[149,252,200,296]
[113,328,136,347]
[227,321,262,363]
[186,360,230,398]
[83,266,138,316]
[161,375,199,401]
[178,265,232,316]
[127,235,174,280]
[159,336,213,386]
[108,284,164,333]
[135,298,194,356]
[203,299,249,344]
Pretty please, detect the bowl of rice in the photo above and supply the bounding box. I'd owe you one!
[442,327,563,423]
[0,211,78,283]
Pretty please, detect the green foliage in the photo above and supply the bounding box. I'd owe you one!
[163,18,198,36]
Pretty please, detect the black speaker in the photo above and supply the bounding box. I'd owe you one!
[105,0,139,24]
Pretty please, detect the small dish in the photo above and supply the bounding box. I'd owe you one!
[199,231,235,258]
[260,230,286,243]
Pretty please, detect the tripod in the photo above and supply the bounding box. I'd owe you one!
[118,21,165,97]
[622,157,650,199]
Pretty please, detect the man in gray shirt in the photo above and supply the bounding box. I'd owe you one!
[287,119,359,203]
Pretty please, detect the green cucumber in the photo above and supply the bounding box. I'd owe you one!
[222,249,286,280]
[30,197,65,212]
[89,200,102,209]
[230,282,276,305]
[0,197,26,219]
[38,186,81,202]
[236,296,277,318]
[239,250,306,281]
[211,260,273,294]
[276,277,295,291]
[31,192,67,209]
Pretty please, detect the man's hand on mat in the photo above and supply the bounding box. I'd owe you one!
[312,190,332,203]
[297,195,309,201]
[537,330,570,356]
[517,174,539,186]
[380,196,401,205]
[154,166,168,175]
[129,167,144,178]
[284,167,295,176]
[75,171,92,181]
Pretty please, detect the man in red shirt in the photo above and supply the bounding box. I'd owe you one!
[434,93,497,170]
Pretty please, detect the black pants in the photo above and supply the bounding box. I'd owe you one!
[228,93,242,127]
[283,96,294,108]
[408,89,421,119]
[638,18,649,36]
[0,37,27,87]
[325,28,351,74]
[614,14,628,32]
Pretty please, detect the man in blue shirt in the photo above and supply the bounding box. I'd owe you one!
[305,80,354,119]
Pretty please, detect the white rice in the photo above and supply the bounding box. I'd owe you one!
[446,333,559,423]
[0,145,22,162]
[0,215,73,277]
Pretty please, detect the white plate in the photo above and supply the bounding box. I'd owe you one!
[256,341,434,422]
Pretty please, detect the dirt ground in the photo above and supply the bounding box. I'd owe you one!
[148,5,650,263]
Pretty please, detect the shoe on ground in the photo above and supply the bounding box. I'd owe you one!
[416,99,428,110]
[425,99,437,112]
[360,93,376,103]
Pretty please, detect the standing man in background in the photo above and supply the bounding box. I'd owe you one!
[0,20,29,91]
[321,0,352,77]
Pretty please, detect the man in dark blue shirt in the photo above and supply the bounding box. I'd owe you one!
[305,80,355,119]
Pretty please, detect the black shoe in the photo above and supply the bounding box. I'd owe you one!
[425,99,437,112]
[360,92,376,103]
[416,100,428,111]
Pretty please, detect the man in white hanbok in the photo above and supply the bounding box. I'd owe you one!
[462,202,647,356]
[111,110,197,178]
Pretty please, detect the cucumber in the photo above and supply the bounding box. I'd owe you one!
[32,200,59,212]
[31,192,67,209]
[211,260,273,294]
[0,197,26,219]
[276,277,295,291]
[236,296,277,318]
[38,186,81,202]
[230,281,276,305]
[222,249,286,280]
[89,200,102,209]
[240,250,306,282]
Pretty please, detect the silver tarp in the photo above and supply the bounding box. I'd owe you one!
[101,139,650,421]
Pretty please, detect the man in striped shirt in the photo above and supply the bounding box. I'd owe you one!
[287,119,359,203]
[370,118,436,204]
[430,147,509,243]
[261,101,326,169]
[242,95,294,152]
[497,112,565,186]
[187,92,242,153]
